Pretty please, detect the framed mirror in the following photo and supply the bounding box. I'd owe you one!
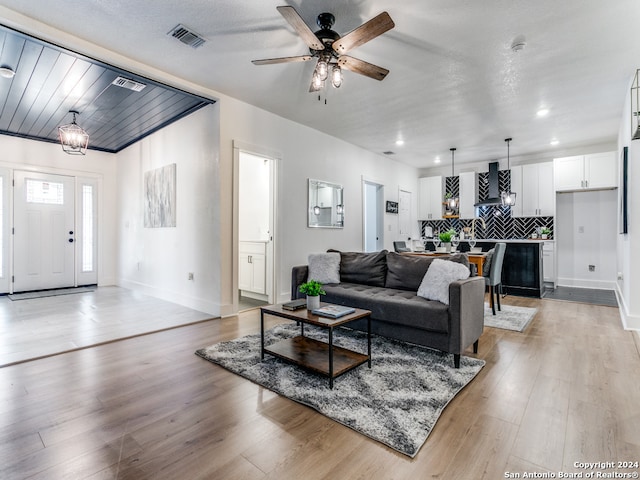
[308,178,344,228]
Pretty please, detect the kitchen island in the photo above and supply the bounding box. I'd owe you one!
[423,239,545,298]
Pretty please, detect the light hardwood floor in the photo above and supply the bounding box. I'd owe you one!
[1,293,639,479]
[0,287,212,367]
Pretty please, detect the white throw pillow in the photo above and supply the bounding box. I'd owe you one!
[308,252,341,284]
[417,258,470,305]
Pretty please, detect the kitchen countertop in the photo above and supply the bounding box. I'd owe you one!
[424,238,553,243]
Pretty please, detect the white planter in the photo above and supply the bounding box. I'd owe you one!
[307,295,320,310]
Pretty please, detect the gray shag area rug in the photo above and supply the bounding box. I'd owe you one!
[196,324,485,457]
[484,303,537,332]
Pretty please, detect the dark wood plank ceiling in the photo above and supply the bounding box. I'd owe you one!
[0,24,214,153]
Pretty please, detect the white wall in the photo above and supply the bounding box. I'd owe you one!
[218,94,420,313]
[616,74,640,330]
[239,152,270,242]
[555,189,617,289]
[0,135,118,287]
[116,105,220,315]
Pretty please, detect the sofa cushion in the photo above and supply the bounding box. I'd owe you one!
[417,258,470,305]
[329,249,388,287]
[323,283,450,333]
[385,252,472,291]
[385,252,435,291]
[307,252,340,284]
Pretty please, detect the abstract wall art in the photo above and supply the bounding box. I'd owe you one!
[144,163,176,228]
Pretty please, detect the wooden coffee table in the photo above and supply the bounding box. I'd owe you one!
[260,303,372,389]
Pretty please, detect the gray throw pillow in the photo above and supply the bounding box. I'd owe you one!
[307,252,341,284]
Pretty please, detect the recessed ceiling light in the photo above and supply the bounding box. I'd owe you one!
[536,108,549,117]
[550,139,559,146]
[434,156,441,164]
[395,139,405,146]
[0,66,15,79]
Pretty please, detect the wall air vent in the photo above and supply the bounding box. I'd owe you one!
[168,24,206,49]
[111,76,147,92]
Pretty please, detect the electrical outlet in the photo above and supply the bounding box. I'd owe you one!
[188,272,194,281]
[588,265,595,272]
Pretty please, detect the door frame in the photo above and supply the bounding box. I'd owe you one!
[0,164,103,294]
[232,140,280,313]
[362,177,384,252]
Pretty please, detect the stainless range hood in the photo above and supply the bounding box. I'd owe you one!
[474,161,502,207]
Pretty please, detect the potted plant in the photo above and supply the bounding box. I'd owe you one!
[299,280,326,310]
[439,228,456,252]
[540,227,551,239]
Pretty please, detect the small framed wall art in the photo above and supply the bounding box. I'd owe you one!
[385,200,399,214]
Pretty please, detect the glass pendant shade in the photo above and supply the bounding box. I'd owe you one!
[58,111,89,155]
[501,138,516,206]
[316,59,328,81]
[331,65,342,88]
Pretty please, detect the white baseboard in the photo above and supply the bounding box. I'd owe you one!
[556,277,616,290]
[615,285,640,331]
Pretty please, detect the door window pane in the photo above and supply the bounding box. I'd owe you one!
[26,179,64,205]
[82,185,94,272]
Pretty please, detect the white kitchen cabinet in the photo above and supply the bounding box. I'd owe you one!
[418,176,443,220]
[553,151,617,191]
[542,241,556,285]
[510,162,554,217]
[458,171,477,219]
[239,241,266,294]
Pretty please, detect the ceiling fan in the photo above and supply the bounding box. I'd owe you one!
[252,6,395,92]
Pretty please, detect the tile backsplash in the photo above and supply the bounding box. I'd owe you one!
[421,170,554,239]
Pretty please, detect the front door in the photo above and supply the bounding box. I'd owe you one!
[13,171,76,292]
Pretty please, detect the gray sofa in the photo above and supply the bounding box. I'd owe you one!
[291,250,485,368]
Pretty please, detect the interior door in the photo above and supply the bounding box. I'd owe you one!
[364,181,384,252]
[13,171,76,292]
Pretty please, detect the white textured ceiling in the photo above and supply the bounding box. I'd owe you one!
[1,0,638,168]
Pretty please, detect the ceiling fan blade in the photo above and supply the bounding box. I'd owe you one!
[338,56,389,81]
[277,5,325,51]
[252,55,313,65]
[332,12,395,55]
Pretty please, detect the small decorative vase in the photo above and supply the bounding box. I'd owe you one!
[541,234,548,239]
[443,242,452,253]
[307,295,320,310]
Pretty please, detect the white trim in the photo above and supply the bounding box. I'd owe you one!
[616,284,640,331]
[556,277,617,290]
[232,141,281,314]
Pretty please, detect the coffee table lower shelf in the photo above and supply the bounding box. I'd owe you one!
[265,335,369,382]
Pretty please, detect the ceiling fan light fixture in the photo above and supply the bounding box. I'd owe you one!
[331,65,342,88]
[316,59,328,81]
[58,110,89,155]
[312,71,324,90]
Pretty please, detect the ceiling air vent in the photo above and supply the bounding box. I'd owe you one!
[168,24,206,49]
[383,151,395,155]
[111,76,147,92]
